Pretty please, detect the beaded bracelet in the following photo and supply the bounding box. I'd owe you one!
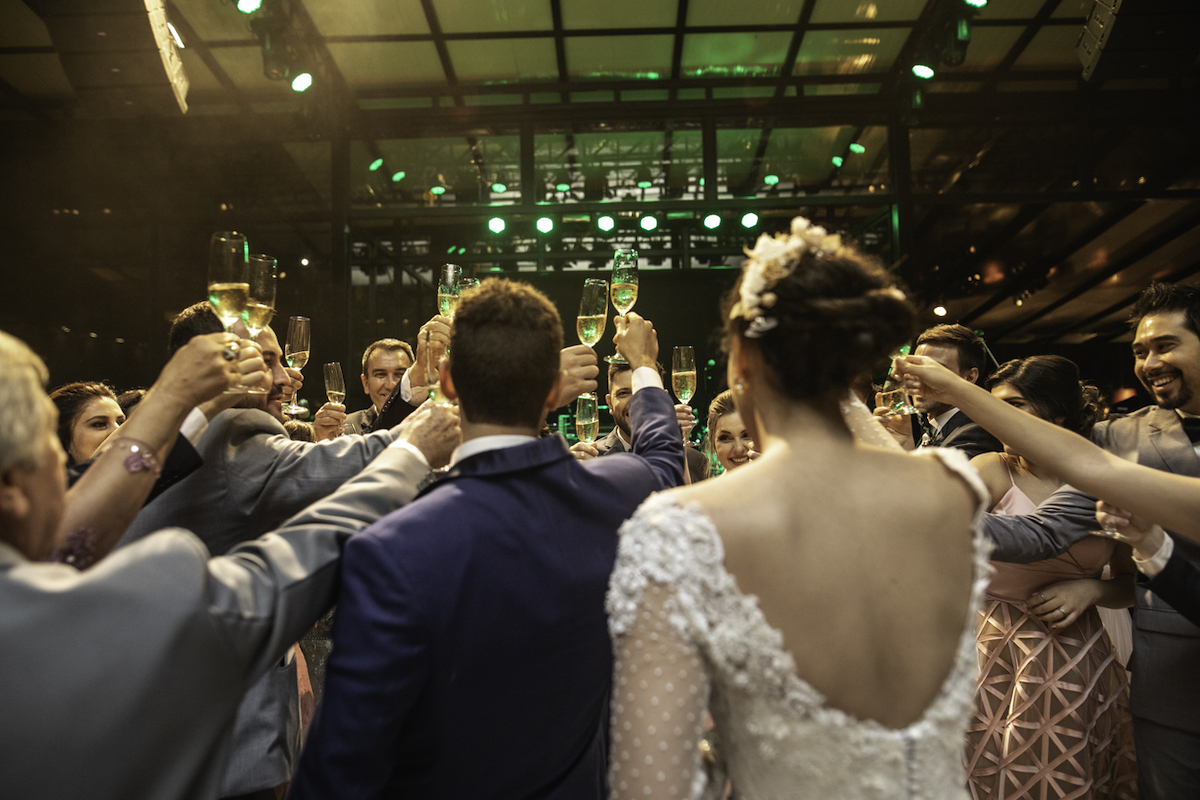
[94,437,163,477]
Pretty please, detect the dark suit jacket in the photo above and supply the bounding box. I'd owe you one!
[289,388,684,800]
[983,406,1200,733]
[919,409,1002,460]
[1145,547,1200,630]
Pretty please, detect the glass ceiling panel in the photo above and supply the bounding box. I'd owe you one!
[308,0,429,37]
[562,0,677,29]
[1053,0,1095,18]
[716,126,888,198]
[810,0,927,24]
[172,0,257,41]
[910,125,1079,194]
[211,46,291,93]
[566,35,674,80]
[177,50,222,94]
[688,0,803,26]
[349,136,522,209]
[327,42,446,87]
[976,0,1052,19]
[791,28,908,75]
[533,130,705,203]
[943,26,1025,72]
[446,38,559,82]
[0,54,73,99]
[0,0,52,47]
[1012,26,1088,71]
[432,0,552,34]
[681,31,795,79]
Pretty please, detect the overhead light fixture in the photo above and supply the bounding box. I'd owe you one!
[554,171,571,193]
[291,72,313,92]
[391,171,406,182]
[488,217,506,234]
[368,158,383,172]
[849,143,866,154]
[763,174,780,186]
[300,257,309,266]
[934,305,948,317]
[639,214,659,232]
[912,53,936,79]
[536,216,555,234]
[430,185,446,196]
[964,0,987,7]
[831,156,844,168]
[703,214,721,230]
[166,22,185,49]
[237,0,262,12]
[635,166,653,190]
[491,181,507,193]
[596,215,616,233]
[740,212,758,228]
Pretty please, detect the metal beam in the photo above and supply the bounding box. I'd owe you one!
[668,0,688,100]
[550,0,569,103]
[775,0,817,99]
[417,0,460,105]
[1088,257,1200,344]
[164,2,254,114]
[993,0,1060,77]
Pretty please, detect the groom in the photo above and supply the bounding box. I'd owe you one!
[289,279,684,799]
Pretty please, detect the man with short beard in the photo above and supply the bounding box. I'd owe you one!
[982,282,1200,800]
[118,302,431,800]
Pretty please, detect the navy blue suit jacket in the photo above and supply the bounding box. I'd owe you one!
[289,387,684,799]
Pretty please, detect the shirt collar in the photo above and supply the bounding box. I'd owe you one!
[931,407,959,431]
[450,434,537,467]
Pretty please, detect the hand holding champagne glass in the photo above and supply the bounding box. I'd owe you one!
[608,250,638,364]
[438,264,464,320]
[283,316,310,418]
[576,393,598,444]
[323,362,346,405]
[577,278,608,347]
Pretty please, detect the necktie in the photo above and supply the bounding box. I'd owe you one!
[1182,417,1200,444]
[920,416,941,447]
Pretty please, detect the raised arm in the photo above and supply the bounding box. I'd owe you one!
[615,312,685,489]
[898,354,1200,541]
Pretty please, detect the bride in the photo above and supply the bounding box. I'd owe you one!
[606,218,991,799]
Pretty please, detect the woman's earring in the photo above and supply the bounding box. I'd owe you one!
[734,380,745,393]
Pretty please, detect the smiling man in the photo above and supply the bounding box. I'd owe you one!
[342,338,415,435]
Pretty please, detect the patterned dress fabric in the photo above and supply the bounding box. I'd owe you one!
[607,448,991,799]
[965,477,1138,799]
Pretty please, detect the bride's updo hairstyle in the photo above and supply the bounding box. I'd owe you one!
[725,216,915,402]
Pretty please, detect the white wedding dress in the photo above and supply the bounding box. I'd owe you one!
[606,449,991,799]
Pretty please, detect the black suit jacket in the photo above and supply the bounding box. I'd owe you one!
[1145,547,1200,630]
[919,410,1002,460]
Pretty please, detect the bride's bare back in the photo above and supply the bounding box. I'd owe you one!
[674,441,980,729]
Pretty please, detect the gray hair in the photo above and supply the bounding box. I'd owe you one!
[0,330,53,473]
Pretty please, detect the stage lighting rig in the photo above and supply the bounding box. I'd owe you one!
[249,0,315,89]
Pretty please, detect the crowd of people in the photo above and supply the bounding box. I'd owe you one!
[2,215,1199,799]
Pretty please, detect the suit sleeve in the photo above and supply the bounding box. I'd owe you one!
[628,388,686,490]
[289,532,431,799]
[984,485,1098,563]
[1145,545,1200,629]
[944,423,1002,461]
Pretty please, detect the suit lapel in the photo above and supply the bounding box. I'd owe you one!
[417,437,572,499]
[1144,407,1200,477]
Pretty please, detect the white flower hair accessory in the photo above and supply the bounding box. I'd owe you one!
[731,216,843,338]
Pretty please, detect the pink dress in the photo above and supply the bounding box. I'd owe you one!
[965,471,1138,799]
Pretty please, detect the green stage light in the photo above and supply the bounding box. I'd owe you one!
[639,215,659,231]
[555,182,571,192]
[488,217,506,234]
[536,217,554,234]
[964,0,987,7]
[446,245,456,254]
[703,214,721,230]
[831,156,844,168]
[391,171,406,182]
[849,143,866,154]
[912,63,935,79]
[368,158,383,171]
[596,215,616,232]
[457,247,466,255]
[291,72,313,92]
[740,212,758,228]
[237,0,261,12]
[430,185,446,195]
[763,174,779,186]
[491,182,507,193]
[637,180,652,189]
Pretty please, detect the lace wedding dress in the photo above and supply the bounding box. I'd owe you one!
[606,449,992,799]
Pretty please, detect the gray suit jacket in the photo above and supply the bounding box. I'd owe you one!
[117,408,401,794]
[0,447,429,800]
[594,426,707,478]
[984,406,1200,732]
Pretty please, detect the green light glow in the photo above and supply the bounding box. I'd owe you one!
[555,182,570,192]
[430,185,446,195]
[740,212,758,228]
[391,171,406,182]
[831,156,844,168]
[703,214,721,230]
[639,215,659,231]
[849,143,866,154]
[597,215,616,232]
[636,180,653,189]
[912,64,935,79]
[488,217,506,233]
[291,72,312,92]
[964,0,987,7]
[764,174,779,185]
[491,182,507,193]
[446,245,456,254]
[457,247,466,255]
[536,217,554,234]
[368,158,383,171]
[237,0,261,12]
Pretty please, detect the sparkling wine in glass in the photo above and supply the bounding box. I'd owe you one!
[882,347,917,415]
[283,316,310,417]
[324,362,346,405]
[244,254,277,338]
[608,250,639,365]
[672,346,696,405]
[207,231,249,331]
[576,392,598,444]
[577,278,608,347]
[438,264,463,319]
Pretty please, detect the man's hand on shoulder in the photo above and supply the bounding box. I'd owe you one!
[570,441,599,461]
[392,400,461,469]
[613,312,658,370]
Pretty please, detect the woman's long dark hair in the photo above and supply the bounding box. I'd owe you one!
[986,355,1105,437]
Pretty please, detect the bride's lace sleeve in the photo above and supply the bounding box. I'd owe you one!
[608,496,720,800]
[840,390,906,452]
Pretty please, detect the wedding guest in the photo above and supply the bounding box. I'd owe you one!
[116,387,147,415]
[49,381,125,466]
[704,389,755,477]
[963,355,1137,799]
[606,218,988,797]
[343,338,415,435]
[0,326,458,800]
[289,280,683,799]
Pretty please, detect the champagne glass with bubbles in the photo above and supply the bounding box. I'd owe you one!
[240,254,277,394]
[207,231,250,393]
[283,316,310,417]
[577,278,608,347]
[576,393,599,445]
[608,249,638,364]
[324,362,346,405]
[672,346,696,405]
[439,264,463,320]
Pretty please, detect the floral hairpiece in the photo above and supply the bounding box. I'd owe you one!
[731,216,842,338]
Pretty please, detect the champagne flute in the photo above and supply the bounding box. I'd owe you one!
[608,249,638,364]
[207,231,249,331]
[324,362,346,405]
[438,264,463,320]
[672,346,696,405]
[577,278,608,347]
[283,316,310,417]
[882,347,918,416]
[576,392,599,444]
[240,254,277,395]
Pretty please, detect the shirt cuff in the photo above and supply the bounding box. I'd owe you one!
[630,366,664,394]
[400,372,413,404]
[387,438,430,468]
[1134,528,1173,579]
[179,407,209,446]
